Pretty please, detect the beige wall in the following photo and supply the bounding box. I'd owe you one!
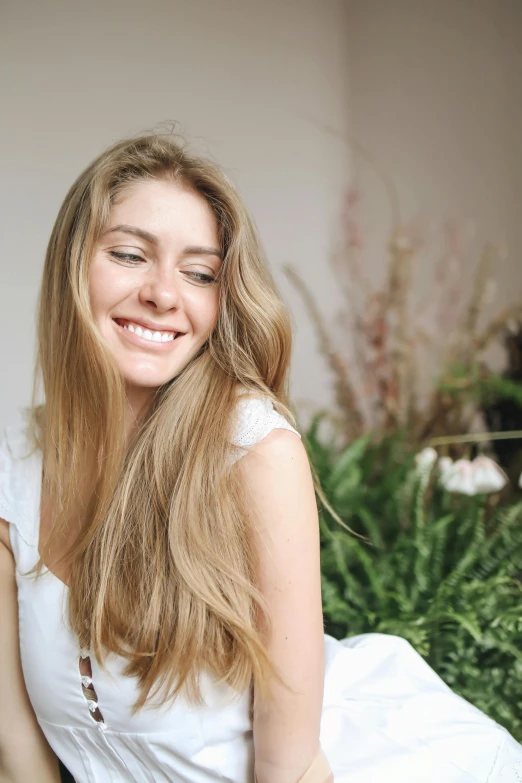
[346,0,522,319]
[2,1,521,430]
[0,0,352,427]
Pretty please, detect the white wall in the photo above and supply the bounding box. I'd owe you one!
[0,0,352,427]
[3,1,520,432]
[346,0,522,316]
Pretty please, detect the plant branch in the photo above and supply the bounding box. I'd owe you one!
[429,430,522,447]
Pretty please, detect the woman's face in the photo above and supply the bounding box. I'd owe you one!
[88,178,222,400]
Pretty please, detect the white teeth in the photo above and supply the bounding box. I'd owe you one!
[121,321,177,343]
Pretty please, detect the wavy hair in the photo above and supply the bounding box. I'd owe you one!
[30,132,312,712]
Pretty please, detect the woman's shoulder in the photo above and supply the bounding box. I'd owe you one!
[0,408,40,547]
[230,386,301,462]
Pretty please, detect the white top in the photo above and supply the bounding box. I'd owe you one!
[1,396,521,783]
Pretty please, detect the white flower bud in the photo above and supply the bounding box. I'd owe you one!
[471,456,508,494]
[440,455,508,495]
[415,447,438,470]
[438,456,454,478]
[440,459,477,495]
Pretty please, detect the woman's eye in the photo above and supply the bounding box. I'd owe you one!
[108,252,216,283]
[186,271,216,284]
[109,251,144,264]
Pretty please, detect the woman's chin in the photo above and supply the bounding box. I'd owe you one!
[117,359,181,390]
[123,376,171,393]
[120,370,175,394]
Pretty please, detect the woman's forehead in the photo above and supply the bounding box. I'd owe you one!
[103,180,221,246]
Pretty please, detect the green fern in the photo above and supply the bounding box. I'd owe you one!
[441,364,522,409]
[309,427,522,741]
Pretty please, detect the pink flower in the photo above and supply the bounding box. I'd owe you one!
[441,459,477,496]
[471,456,508,494]
[440,456,508,496]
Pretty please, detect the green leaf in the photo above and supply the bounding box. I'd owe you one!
[306,418,522,741]
[440,611,483,642]
[326,434,371,491]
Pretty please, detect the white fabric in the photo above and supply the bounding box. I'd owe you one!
[1,402,521,783]
[229,391,301,463]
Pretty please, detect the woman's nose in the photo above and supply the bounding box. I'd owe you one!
[138,266,180,312]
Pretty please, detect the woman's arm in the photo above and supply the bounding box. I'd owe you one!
[0,522,61,783]
[237,431,330,783]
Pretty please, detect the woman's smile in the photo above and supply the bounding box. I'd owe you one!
[113,318,183,351]
[88,178,221,399]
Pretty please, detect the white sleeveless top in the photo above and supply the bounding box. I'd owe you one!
[1,397,521,783]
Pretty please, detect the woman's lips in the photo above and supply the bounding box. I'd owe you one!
[113,318,182,350]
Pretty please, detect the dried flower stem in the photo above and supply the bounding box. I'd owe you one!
[386,236,415,426]
[284,128,521,446]
[283,263,364,438]
[459,244,494,364]
[429,430,522,447]
[475,300,522,352]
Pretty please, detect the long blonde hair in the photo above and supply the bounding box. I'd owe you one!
[31,132,303,711]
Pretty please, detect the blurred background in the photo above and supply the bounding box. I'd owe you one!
[2,0,522,742]
[2,0,520,423]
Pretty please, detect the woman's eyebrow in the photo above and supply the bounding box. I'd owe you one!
[103,224,222,260]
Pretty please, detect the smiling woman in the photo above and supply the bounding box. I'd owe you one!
[88,179,223,414]
[0,132,521,783]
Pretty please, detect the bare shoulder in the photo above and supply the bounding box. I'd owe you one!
[0,519,12,554]
[236,428,315,533]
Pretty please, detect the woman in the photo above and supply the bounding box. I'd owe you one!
[0,133,520,783]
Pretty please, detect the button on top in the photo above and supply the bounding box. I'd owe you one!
[78,649,108,729]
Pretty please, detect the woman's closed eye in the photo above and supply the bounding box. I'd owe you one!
[108,251,217,285]
[109,251,143,264]
[187,271,217,284]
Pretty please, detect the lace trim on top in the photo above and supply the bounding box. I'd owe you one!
[229,394,301,464]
